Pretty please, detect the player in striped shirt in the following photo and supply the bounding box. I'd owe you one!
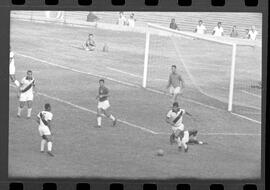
[17,70,36,119]
[166,65,185,103]
[96,79,117,128]
[166,102,205,152]
[36,103,54,157]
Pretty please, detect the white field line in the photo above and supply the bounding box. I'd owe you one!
[241,90,261,98]
[9,84,158,135]
[16,53,261,125]
[106,66,167,82]
[9,84,261,136]
[231,112,261,125]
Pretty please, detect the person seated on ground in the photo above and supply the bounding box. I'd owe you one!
[248,26,258,40]
[212,22,224,36]
[169,18,179,30]
[230,25,239,38]
[83,34,96,51]
[194,20,206,34]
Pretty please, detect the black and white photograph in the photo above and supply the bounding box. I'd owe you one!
[9,11,262,179]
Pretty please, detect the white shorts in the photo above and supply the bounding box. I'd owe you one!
[9,63,15,75]
[169,86,182,95]
[172,123,184,133]
[19,92,34,102]
[38,125,51,136]
[181,131,190,144]
[98,100,110,110]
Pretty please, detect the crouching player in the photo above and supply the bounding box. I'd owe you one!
[96,79,117,128]
[17,70,36,119]
[83,33,96,51]
[166,102,191,152]
[36,103,54,157]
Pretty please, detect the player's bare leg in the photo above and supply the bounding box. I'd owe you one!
[40,136,47,153]
[27,100,33,119]
[10,75,20,87]
[96,108,103,128]
[45,135,54,157]
[104,108,117,127]
[17,101,25,118]
[169,133,176,145]
[176,136,182,151]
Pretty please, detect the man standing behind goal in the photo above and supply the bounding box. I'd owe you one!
[166,65,184,103]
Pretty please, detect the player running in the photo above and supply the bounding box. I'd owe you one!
[166,65,185,103]
[166,102,207,152]
[9,48,20,87]
[36,103,54,157]
[96,79,117,128]
[17,70,36,119]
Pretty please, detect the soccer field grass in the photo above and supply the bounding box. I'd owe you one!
[9,20,261,179]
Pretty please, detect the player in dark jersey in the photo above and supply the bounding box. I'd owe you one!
[95,79,117,128]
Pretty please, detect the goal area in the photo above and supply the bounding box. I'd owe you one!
[143,23,261,120]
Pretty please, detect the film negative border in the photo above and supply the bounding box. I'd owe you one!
[0,0,268,190]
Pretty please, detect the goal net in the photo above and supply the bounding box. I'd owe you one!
[143,23,261,120]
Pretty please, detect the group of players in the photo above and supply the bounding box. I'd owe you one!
[10,48,204,157]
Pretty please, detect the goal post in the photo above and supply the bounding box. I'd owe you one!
[143,23,260,113]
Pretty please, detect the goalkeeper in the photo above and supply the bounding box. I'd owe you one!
[166,65,185,103]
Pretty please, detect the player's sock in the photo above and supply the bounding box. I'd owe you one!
[27,108,32,118]
[40,139,46,152]
[176,137,182,147]
[14,80,20,87]
[97,117,102,126]
[47,141,52,152]
[109,115,115,121]
[17,107,22,116]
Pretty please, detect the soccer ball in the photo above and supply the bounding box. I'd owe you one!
[157,149,164,156]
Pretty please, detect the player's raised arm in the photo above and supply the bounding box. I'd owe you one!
[185,111,192,117]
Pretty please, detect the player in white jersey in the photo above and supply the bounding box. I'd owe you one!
[248,26,258,40]
[212,22,224,37]
[194,20,206,34]
[17,70,36,118]
[9,49,20,87]
[166,65,185,103]
[166,102,206,152]
[35,103,54,157]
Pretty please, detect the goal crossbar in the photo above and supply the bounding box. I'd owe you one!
[143,23,244,112]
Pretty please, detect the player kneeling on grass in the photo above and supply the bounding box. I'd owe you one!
[166,65,184,104]
[83,33,96,51]
[17,70,36,119]
[96,79,117,128]
[166,102,193,152]
[36,103,54,157]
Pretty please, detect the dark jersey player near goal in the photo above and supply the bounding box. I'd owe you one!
[96,79,117,128]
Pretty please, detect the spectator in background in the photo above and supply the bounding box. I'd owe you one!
[212,22,224,36]
[230,25,239,38]
[117,12,127,26]
[248,26,258,40]
[127,13,136,28]
[194,20,206,34]
[83,34,96,51]
[169,18,179,30]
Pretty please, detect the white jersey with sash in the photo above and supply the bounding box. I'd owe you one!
[167,108,186,131]
[19,77,35,101]
[37,111,53,136]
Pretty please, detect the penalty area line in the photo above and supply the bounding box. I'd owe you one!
[9,85,261,137]
[16,52,261,125]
